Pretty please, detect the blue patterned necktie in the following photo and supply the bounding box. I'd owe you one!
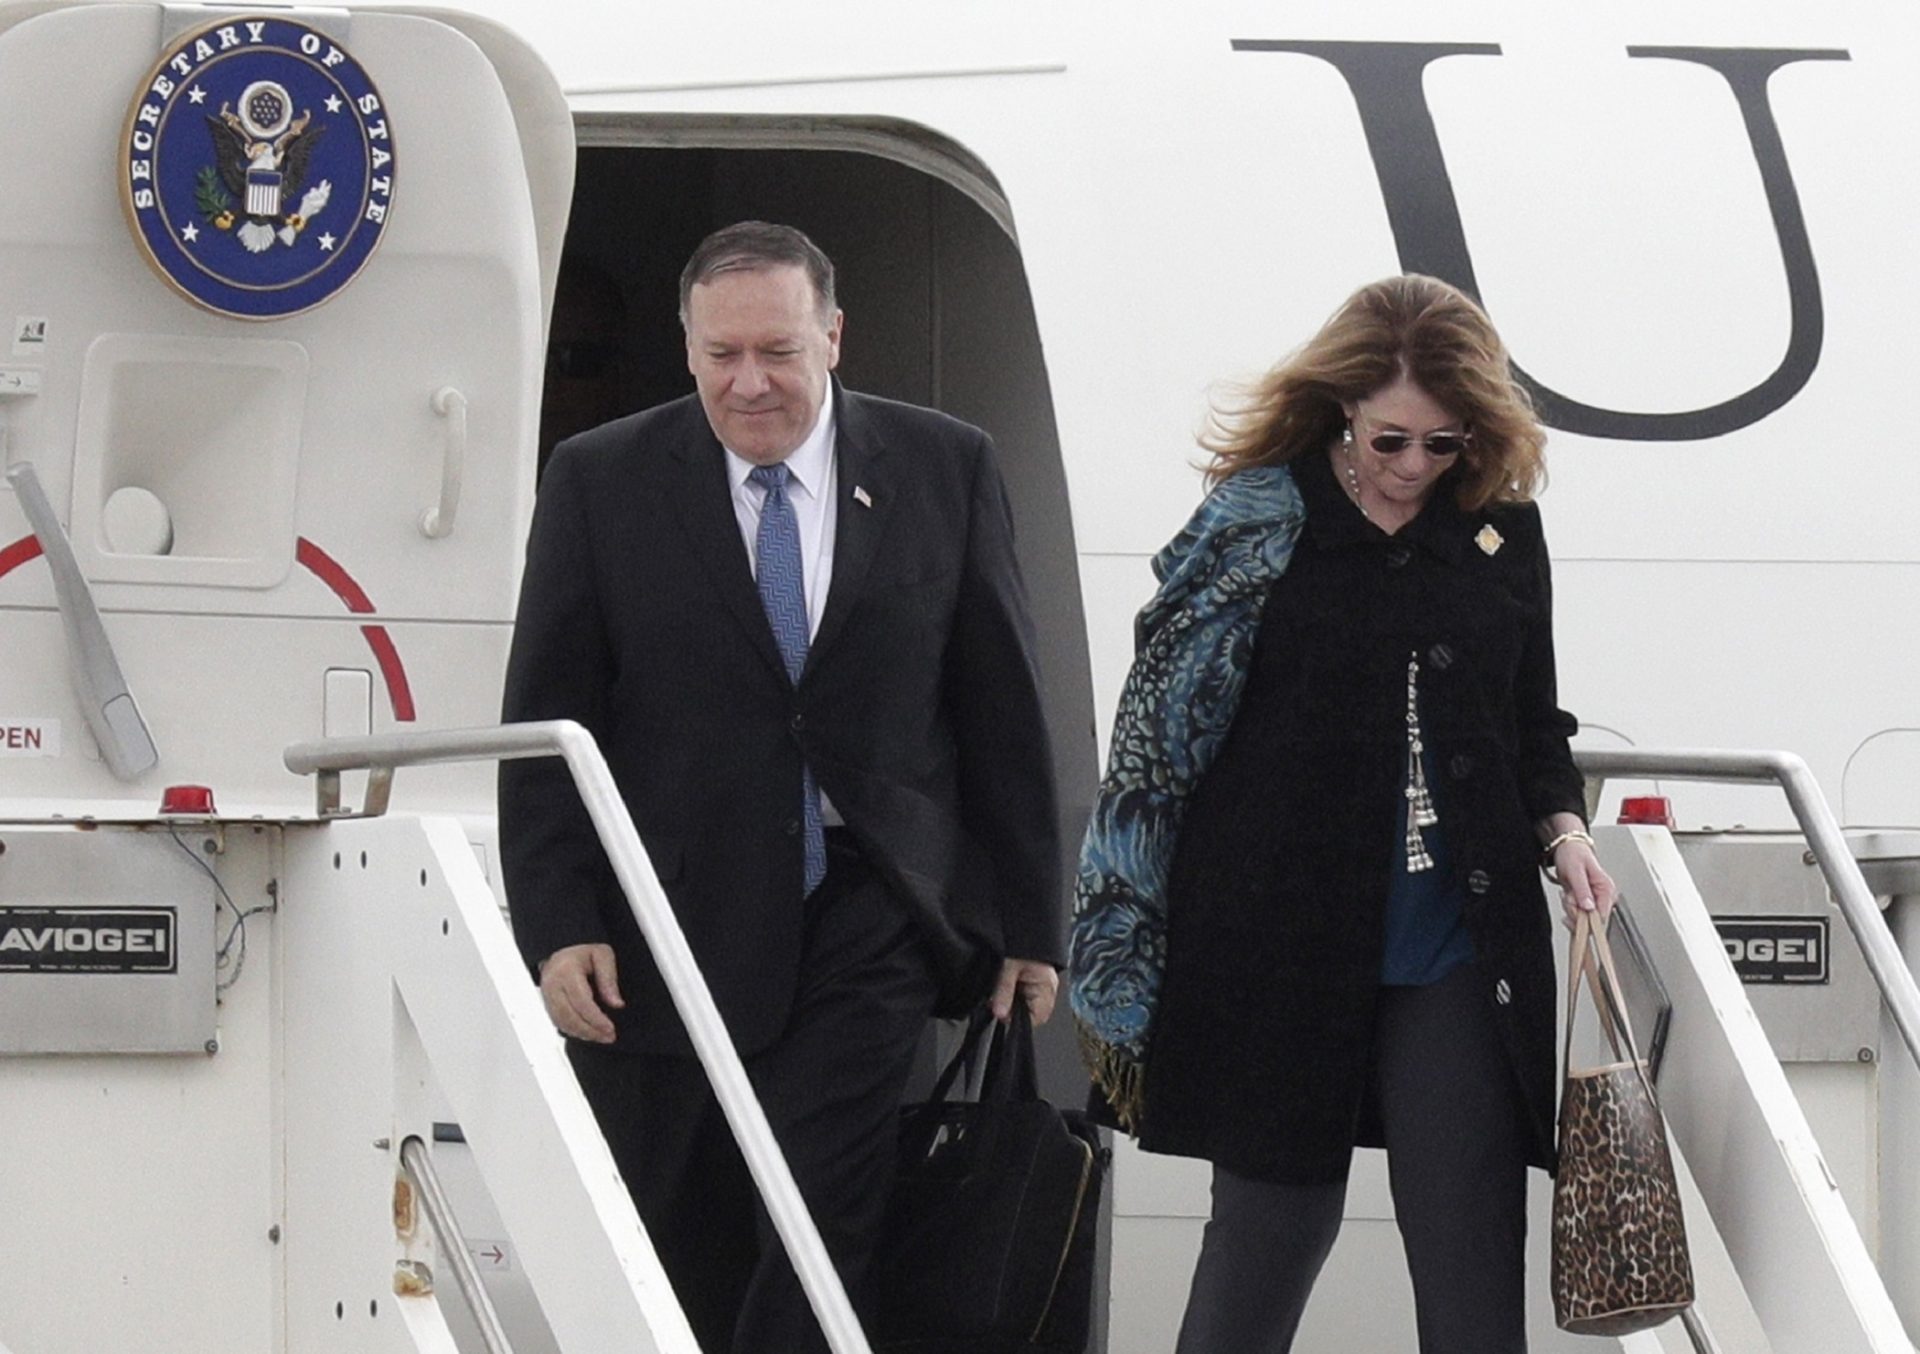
[749,463,826,895]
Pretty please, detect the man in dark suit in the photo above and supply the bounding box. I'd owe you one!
[500,221,1063,1353]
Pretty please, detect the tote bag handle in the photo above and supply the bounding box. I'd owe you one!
[1564,909,1660,1105]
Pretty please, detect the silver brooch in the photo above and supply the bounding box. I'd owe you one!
[1475,524,1504,556]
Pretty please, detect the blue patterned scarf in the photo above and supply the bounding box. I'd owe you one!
[1069,464,1305,1130]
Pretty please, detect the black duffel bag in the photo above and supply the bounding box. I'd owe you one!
[871,1004,1107,1353]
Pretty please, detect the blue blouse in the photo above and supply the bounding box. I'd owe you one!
[1380,748,1475,986]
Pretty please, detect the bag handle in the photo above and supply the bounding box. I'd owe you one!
[1563,909,1657,1099]
[1569,912,1632,1054]
[926,1007,996,1105]
[979,1001,1041,1104]
[924,1003,1041,1106]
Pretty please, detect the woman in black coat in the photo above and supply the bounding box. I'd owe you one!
[1098,277,1616,1352]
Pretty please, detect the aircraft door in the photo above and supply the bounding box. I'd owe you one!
[0,1,571,816]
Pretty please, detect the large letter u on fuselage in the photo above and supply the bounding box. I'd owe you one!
[1234,40,1848,441]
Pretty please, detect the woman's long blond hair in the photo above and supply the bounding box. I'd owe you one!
[1202,275,1546,510]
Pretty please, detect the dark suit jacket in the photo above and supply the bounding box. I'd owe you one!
[499,383,1063,1056]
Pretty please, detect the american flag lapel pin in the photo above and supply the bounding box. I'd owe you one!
[853,485,873,509]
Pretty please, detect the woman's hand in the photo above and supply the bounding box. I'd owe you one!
[1551,838,1617,928]
[1540,812,1617,928]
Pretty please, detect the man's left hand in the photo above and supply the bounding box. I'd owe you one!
[991,957,1059,1025]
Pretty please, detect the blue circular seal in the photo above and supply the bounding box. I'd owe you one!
[120,17,396,320]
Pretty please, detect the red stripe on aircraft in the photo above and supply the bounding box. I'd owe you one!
[296,536,417,723]
[360,624,417,723]
[295,536,376,613]
[0,534,44,580]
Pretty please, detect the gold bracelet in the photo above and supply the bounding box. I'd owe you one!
[1541,829,1595,871]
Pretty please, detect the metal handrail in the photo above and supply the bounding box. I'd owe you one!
[284,721,871,1354]
[1576,747,1920,1078]
[400,1136,513,1354]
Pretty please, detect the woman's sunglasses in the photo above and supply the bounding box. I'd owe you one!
[1363,429,1471,458]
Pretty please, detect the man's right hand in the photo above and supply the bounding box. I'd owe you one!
[539,943,626,1043]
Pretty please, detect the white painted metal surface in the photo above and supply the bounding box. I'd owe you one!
[0,810,705,1353]
[0,821,284,1353]
[1596,822,1912,1352]
[280,811,698,1353]
[284,721,873,1354]
[1887,898,1920,1334]
[0,0,563,812]
[1578,749,1920,1077]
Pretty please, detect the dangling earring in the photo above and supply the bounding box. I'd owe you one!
[1340,421,1370,520]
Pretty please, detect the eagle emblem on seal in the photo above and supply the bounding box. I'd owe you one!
[201,81,330,253]
[119,16,396,320]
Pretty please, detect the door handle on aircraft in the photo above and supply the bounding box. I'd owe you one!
[420,386,466,540]
[4,461,159,781]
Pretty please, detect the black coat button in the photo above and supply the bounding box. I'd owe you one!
[789,713,805,732]
[1386,544,1412,569]
[1428,643,1455,670]
[1449,753,1474,779]
[785,819,800,836]
[1468,869,1492,894]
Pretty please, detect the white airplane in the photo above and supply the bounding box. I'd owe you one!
[1,2,1916,1351]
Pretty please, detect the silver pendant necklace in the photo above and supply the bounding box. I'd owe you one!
[1344,430,1437,871]
[1404,652,1438,871]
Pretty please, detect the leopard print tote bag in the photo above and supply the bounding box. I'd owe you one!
[1550,910,1695,1335]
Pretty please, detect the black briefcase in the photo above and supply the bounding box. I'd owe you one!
[871,1005,1107,1354]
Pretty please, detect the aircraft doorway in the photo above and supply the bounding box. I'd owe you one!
[542,133,1099,1105]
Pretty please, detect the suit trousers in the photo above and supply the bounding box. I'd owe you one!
[569,831,940,1354]
[1172,961,1530,1354]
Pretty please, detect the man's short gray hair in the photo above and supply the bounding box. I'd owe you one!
[678,221,837,327]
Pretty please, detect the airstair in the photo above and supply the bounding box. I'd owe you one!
[1569,750,1920,1354]
[1,720,881,1352]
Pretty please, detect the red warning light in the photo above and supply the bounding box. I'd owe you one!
[159,784,217,816]
[1618,796,1675,828]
